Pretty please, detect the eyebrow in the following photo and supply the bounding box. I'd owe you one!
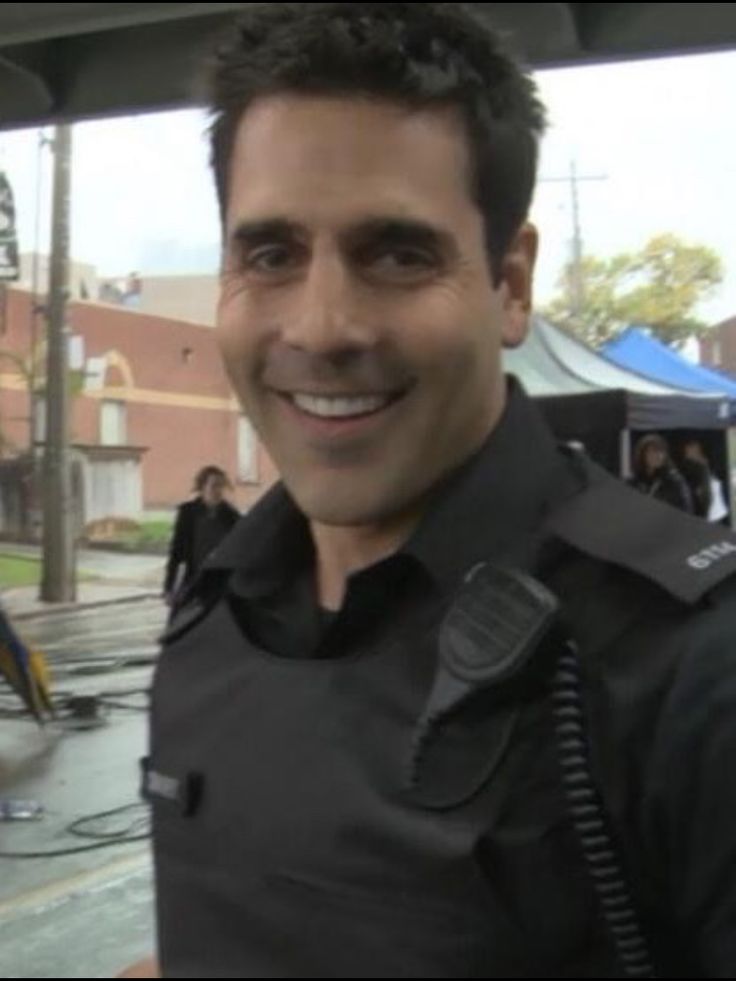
[345,218,457,255]
[227,215,457,257]
[227,218,300,250]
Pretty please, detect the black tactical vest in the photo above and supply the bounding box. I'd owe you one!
[149,459,736,978]
[148,575,620,978]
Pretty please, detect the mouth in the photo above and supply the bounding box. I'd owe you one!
[277,389,408,422]
[282,392,405,422]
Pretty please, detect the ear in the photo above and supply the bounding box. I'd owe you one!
[498,223,538,349]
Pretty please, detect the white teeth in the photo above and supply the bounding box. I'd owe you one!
[291,393,391,419]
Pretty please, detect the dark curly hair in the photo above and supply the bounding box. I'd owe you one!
[205,2,546,282]
[633,434,671,480]
[193,465,230,494]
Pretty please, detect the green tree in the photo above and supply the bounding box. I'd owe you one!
[543,234,723,348]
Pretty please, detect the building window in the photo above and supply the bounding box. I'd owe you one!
[238,416,259,483]
[100,400,127,446]
[712,341,723,367]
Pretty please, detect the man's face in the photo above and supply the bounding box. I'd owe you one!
[217,95,536,528]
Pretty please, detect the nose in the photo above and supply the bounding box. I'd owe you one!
[282,250,374,357]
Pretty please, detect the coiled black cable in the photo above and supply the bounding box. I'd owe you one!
[552,641,657,979]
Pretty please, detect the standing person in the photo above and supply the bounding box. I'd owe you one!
[630,433,694,513]
[163,465,239,607]
[680,439,713,519]
[683,439,731,524]
[124,5,736,977]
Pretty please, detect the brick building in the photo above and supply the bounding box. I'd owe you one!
[701,316,736,375]
[0,285,278,521]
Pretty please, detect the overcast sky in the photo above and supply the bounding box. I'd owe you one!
[1,48,734,324]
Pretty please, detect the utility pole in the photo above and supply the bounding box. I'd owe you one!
[41,123,76,603]
[568,161,585,318]
[540,161,607,317]
[29,129,50,463]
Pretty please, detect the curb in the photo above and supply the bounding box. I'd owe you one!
[8,591,161,622]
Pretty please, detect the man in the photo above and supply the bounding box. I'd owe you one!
[129,4,736,977]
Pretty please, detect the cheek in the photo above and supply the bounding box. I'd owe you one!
[217,283,281,365]
[216,320,241,362]
[216,297,258,373]
[215,293,238,355]
[215,328,241,388]
[394,289,482,354]
[415,313,500,381]
[416,281,500,354]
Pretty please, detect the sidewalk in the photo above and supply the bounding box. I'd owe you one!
[0,546,165,620]
[2,583,160,620]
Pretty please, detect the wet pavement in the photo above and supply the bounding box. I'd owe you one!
[0,546,165,587]
[0,598,166,978]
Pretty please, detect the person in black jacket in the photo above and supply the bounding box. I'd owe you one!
[630,433,694,513]
[681,439,732,524]
[678,439,716,519]
[163,465,239,606]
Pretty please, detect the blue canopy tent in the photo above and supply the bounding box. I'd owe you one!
[602,327,736,400]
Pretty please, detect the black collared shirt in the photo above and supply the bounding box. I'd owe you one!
[158,378,736,978]
[203,379,582,660]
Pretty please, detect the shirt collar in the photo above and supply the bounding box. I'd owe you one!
[404,378,581,592]
[202,481,313,599]
[202,379,581,599]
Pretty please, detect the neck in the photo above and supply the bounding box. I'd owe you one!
[310,511,421,611]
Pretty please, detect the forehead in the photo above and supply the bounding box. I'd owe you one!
[224,95,479,232]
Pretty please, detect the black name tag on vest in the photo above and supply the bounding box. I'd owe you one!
[140,756,204,817]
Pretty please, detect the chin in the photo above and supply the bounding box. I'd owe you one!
[295,497,382,528]
[288,479,408,529]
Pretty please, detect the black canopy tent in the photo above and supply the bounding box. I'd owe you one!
[506,321,735,508]
[538,387,732,437]
[537,389,733,483]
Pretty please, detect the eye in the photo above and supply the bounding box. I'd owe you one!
[384,248,433,267]
[224,236,308,283]
[246,244,299,273]
[363,246,439,282]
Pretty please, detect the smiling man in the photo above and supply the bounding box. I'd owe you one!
[216,91,535,607]
[137,4,736,978]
